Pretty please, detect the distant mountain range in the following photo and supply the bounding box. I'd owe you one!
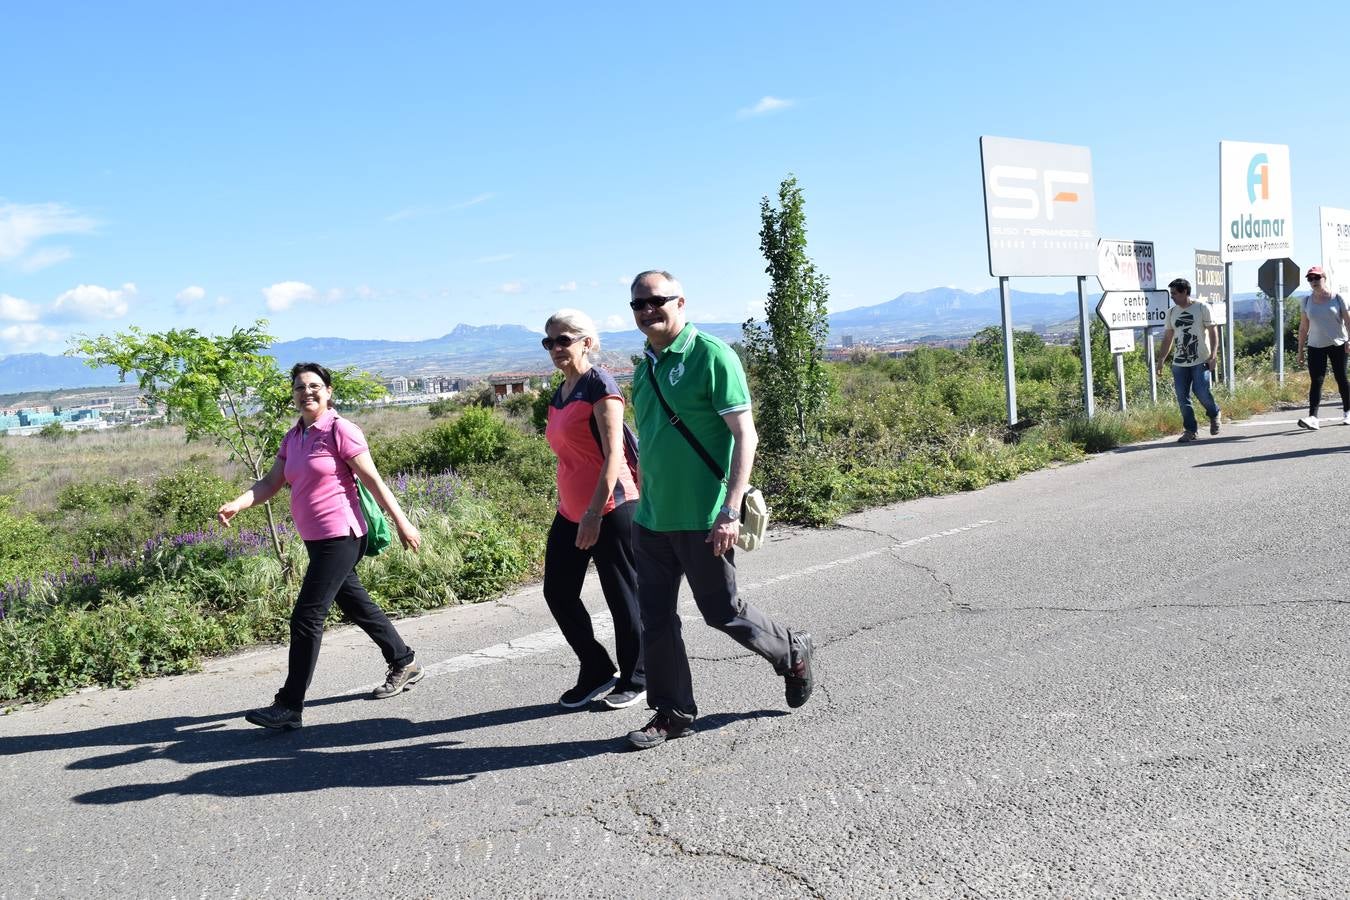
[0,288,1285,395]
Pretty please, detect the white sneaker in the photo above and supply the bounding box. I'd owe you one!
[1342,411,1350,426]
[1298,416,1320,430]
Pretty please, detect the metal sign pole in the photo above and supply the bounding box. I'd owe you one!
[999,276,1018,427]
[1145,328,1157,402]
[1115,353,1127,411]
[1275,265,1285,384]
[1077,275,1094,419]
[1224,263,1235,392]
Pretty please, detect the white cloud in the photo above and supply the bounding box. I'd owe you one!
[453,192,494,209]
[603,314,627,331]
[738,96,795,118]
[355,284,377,300]
[385,192,495,222]
[0,201,97,265]
[0,323,62,351]
[216,295,232,307]
[51,282,136,320]
[497,281,524,294]
[18,247,73,272]
[0,293,40,322]
[262,281,317,312]
[324,288,345,303]
[555,281,578,293]
[175,285,206,309]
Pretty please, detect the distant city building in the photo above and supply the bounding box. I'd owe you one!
[384,376,410,394]
[487,372,548,398]
[842,335,854,348]
[423,375,460,394]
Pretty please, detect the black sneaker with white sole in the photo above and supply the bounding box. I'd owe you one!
[601,686,647,709]
[245,703,303,730]
[559,671,617,708]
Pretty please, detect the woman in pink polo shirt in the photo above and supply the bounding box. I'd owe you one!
[541,309,645,710]
[218,362,423,730]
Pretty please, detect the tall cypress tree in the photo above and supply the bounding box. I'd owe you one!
[743,174,832,454]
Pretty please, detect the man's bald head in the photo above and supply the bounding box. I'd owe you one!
[630,270,683,298]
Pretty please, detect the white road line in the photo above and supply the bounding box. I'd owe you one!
[349,518,997,691]
[1231,419,1347,427]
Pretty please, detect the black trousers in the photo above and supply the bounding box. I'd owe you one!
[635,525,792,724]
[275,533,414,711]
[542,501,645,690]
[1307,344,1350,416]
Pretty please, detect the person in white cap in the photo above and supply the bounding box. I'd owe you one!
[1296,266,1350,429]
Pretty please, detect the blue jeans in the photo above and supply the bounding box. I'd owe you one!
[1172,363,1220,435]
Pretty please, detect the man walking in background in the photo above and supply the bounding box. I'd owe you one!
[1155,277,1221,443]
[624,269,815,751]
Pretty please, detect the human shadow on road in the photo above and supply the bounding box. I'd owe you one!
[3,699,573,773]
[1193,444,1350,467]
[1109,431,1288,454]
[68,709,786,805]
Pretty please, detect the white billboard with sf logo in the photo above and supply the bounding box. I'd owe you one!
[980,135,1098,277]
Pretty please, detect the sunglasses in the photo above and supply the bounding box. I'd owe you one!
[1308,275,1323,282]
[629,294,679,312]
[541,334,584,351]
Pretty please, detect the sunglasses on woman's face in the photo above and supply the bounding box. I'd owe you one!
[1308,275,1323,282]
[541,334,583,351]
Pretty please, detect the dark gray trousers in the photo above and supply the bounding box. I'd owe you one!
[634,525,792,724]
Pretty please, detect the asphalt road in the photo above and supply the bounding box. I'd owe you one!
[2,408,1347,899]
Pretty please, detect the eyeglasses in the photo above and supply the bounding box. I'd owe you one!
[541,334,583,351]
[629,295,679,312]
[1308,275,1323,282]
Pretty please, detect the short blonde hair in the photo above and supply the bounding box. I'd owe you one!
[544,308,601,355]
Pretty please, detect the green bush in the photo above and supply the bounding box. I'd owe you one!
[501,391,535,419]
[38,421,74,441]
[1060,414,1130,454]
[531,372,563,433]
[147,463,236,534]
[57,478,145,512]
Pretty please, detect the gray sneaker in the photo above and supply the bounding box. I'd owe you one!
[373,662,424,699]
[1177,431,1198,443]
[1209,412,1221,435]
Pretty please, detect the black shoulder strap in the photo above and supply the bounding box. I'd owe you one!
[645,359,725,483]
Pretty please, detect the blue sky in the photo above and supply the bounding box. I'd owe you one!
[2,1,1347,355]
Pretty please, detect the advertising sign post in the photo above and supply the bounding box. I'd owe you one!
[1098,240,1157,403]
[981,136,1098,426]
[1195,249,1226,387]
[1221,141,1292,391]
[1108,328,1134,412]
[1320,207,1350,299]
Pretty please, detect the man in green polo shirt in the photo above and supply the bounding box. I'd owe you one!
[624,269,816,751]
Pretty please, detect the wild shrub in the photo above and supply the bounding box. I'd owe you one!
[147,463,236,534]
[0,502,62,589]
[500,391,535,420]
[57,478,145,512]
[1060,414,1130,453]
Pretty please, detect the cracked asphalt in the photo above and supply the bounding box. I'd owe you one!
[2,407,1347,898]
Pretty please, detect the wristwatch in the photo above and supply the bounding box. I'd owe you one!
[719,503,740,522]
